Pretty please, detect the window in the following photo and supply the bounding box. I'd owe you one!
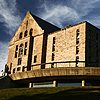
[15,45,18,58]
[17,67,21,71]
[53,37,55,44]
[52,37,55,51]
[18,58,22,65]
[24,30,27,37]
[26,20,28,26]
[19,44,23,57]
[53,45,55,51]
[24,42,27,55]
[76,56,79,67]
[34,55,37,63]
[30,28,33,36]
[76,29,79,45]
[52,53,55,61]
[10,63,12,70]
[19,48,23,57]
[76,46,79,54]
[22,66,25,72]
[13,69,15,73]
[51,63,54,68]
[19,32,22,39]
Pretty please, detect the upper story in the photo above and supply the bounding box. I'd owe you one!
[46,21,100,68]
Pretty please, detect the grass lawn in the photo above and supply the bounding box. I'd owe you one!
[0,86,100,100]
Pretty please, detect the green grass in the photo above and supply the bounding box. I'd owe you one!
[0,86,100,100]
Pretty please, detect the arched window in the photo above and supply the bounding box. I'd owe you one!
[24,30,28,37]
[30,28,33,36]
[19,43,23,57]
[19,32,22,39]
[20,43,23,47]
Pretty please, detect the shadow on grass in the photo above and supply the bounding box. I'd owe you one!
[7,87,100,100]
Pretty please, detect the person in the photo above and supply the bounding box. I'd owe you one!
[1,70,4,76]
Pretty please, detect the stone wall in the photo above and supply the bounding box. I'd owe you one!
[7,11,44,74]
[46,22,86,68]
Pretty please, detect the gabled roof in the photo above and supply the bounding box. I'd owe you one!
[31,12,61,34]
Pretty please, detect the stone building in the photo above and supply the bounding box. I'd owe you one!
[7,11,100,74]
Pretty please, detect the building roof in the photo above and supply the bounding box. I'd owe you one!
[31,12,61,34]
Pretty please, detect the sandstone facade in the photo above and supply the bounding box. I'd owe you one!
[7,11,100,74]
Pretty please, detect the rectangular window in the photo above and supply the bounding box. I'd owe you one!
[19,32,22,39]
[52,53,55,61]
[76,56,79,67]
[22,66,25,72]
[52,37,55,51]
[18,58,22,65]
[19,48,23,57]
[51,63,54,68]
[76,40,79,44]
[24,42,27,55]
[13,69,15,73]
[76,29,79,45]
[34,55,37,63]
[76,46,79,54]
[53,37,55,44]
[17,67,21,71]
[52,44,55,51]
[15,45,18,58]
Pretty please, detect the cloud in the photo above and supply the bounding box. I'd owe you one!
[39,0,100,28]
[39,2,79,28]
[0,0,21,76]
[72,0,100,17]
[0,42,8,76]
[0,0,21,35]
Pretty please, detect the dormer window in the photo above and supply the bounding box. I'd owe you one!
[30,28,33,36]
[19,32,22,39]
[24,30,27,37]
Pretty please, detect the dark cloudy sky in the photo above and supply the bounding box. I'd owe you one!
[0,0,100,75]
